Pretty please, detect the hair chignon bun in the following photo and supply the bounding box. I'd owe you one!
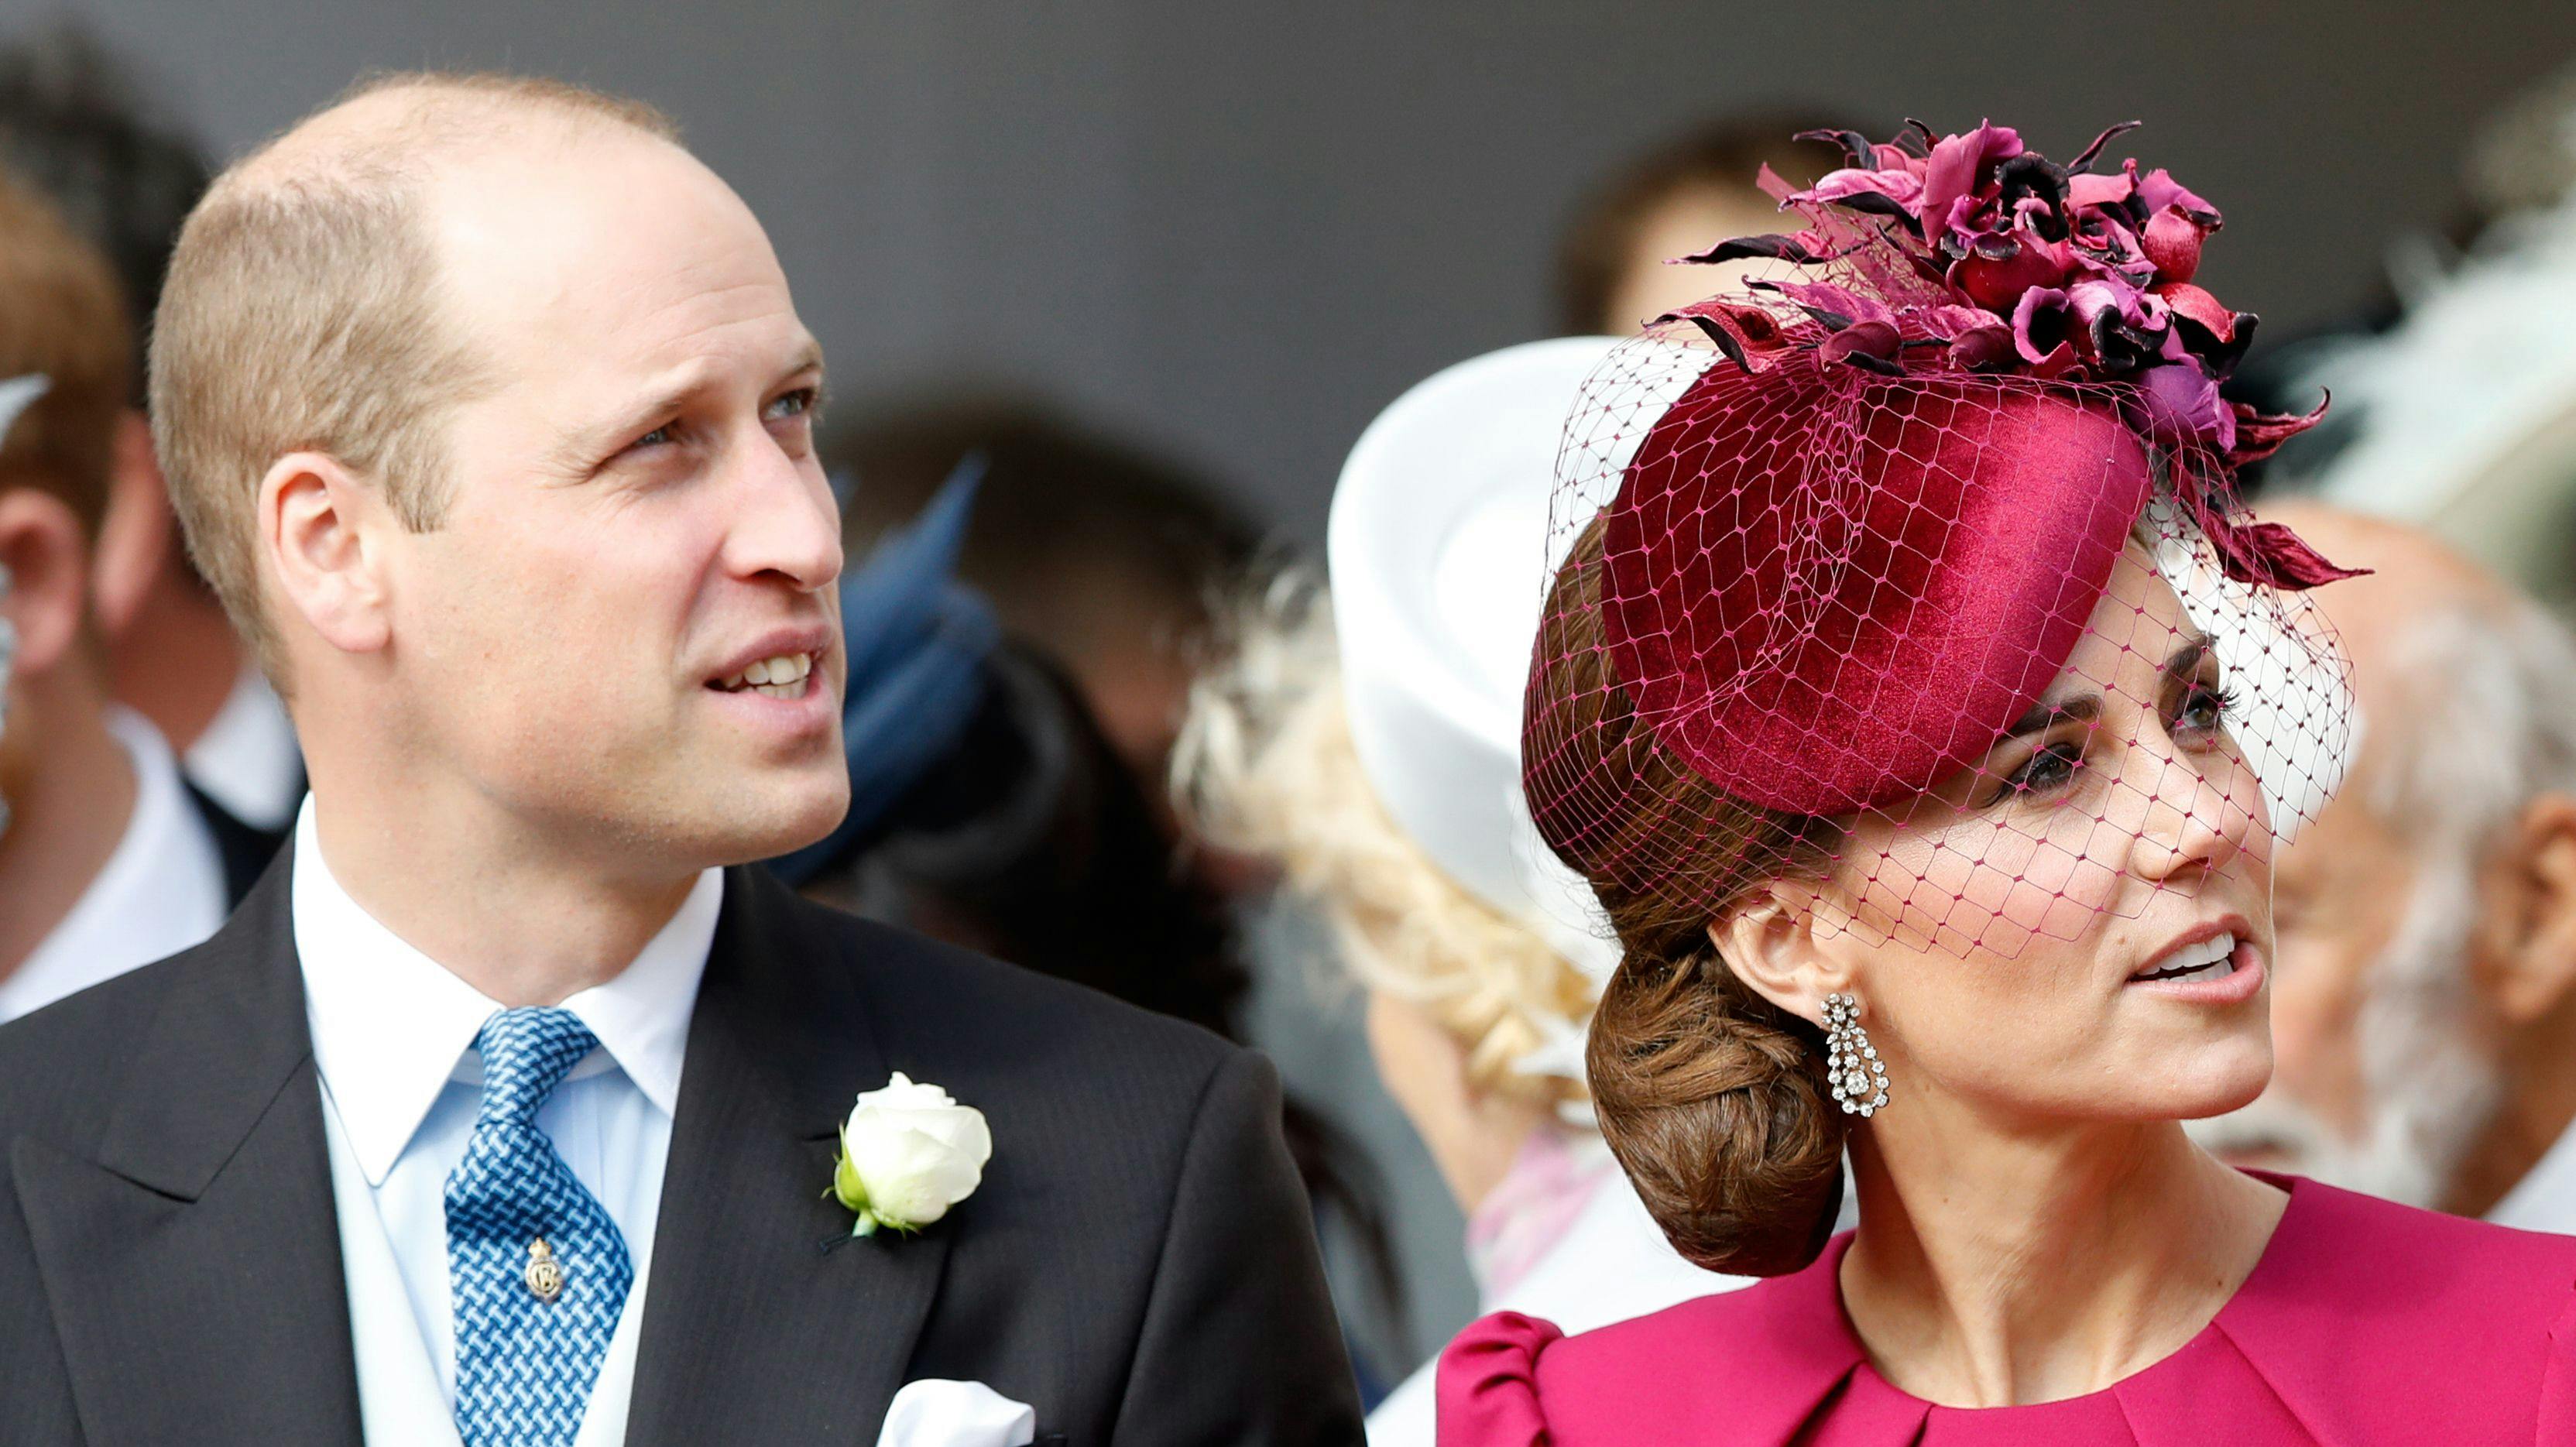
[1525,517,1849,1275]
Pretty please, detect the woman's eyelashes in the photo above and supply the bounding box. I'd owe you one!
[2173,677,2238,739]
[1983,669,2238,807]
[1991,736,2087,804]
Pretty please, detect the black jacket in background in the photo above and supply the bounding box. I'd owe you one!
[0,848,1363,1445]
[183,780,283,906]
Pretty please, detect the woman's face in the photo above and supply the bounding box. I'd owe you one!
[1809,538,2277,1123]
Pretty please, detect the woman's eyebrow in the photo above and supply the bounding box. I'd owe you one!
[2163,633,2214,681]
[2005,694,2100,739]
[1998,626,2217,743]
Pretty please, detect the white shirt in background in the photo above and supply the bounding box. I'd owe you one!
[293,799,722,1446]
[0,705,228,1022]
[1363,1131,1751,1447]
[185,664,303,832]
[2491,1121,2576,1236]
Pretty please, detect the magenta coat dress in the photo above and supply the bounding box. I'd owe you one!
[1439,1176,2576,1445]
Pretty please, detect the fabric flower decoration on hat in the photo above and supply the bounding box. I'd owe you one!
[1665,120,2356,594]
[1524,121,2362,852]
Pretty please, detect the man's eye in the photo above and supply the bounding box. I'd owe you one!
[629,422,677,451]
[766,388,818,422]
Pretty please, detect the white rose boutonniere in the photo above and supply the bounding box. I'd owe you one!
[832,1073,993,1238]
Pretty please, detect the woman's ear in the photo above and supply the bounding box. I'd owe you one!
[1707,879,1846,1024]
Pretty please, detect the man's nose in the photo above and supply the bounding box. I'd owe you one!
[722,434,843,592]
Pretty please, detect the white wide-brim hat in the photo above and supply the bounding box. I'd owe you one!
[1327,338,1632,999]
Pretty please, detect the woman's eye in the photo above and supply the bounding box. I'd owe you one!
[2177,682,2235,736]
[629,422,677,451]
[1995,740,2084,802]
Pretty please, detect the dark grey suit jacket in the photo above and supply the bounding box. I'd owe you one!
[0,847,1363,1445]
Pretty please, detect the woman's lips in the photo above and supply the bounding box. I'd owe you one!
[2126,936,2266,1004]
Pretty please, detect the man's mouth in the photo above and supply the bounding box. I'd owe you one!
[710,650,818,701]
[2131,930,2239,985]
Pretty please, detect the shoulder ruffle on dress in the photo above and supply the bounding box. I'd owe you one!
[1437,1177,2576,1446]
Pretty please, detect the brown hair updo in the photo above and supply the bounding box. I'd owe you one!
[1524,517,1849,1277]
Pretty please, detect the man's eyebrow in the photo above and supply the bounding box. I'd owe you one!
[778,338,825,383]
[544,342,828,474]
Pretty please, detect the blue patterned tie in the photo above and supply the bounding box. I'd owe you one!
[446,1008,635,1447]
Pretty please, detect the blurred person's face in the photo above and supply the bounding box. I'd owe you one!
[0,479,91,808]
[280,129,848,870]
[2184,503,2576,1212]
[1363,988,1549,1212]
[1600,183,1789,334]
[2185,784,2507,1207]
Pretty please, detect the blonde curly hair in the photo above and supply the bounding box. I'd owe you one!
[1174,570,1597,1106]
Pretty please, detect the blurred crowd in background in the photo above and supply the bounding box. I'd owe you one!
[13,10,2576,1438]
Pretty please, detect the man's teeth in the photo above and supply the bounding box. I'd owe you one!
[719,652,815,698]
[2136,931,2237,983]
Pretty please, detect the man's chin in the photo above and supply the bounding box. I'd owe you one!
[737,786,853,864]
[644,770,851,870]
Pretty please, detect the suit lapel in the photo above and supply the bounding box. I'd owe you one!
[13,849,364,1444]
[626,868,951,1445]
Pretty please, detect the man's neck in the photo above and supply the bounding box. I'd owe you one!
[1840,1092,2286,1408]
[2451,997,2576,1218]
[307,784,703,1009]
[0,692,139,982]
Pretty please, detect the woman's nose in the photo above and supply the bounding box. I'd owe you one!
[2121,737,2260,885]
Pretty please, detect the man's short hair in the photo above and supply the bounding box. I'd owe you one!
[1553,109,1862,335]
[2367,598,2576,845]
[148,70,680,677]
[0,20,211,409]
[0,163,129,538]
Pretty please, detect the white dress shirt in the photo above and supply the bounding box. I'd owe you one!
[294,800,722,1446]
[184,663,304,832]
[0,706,229,1021]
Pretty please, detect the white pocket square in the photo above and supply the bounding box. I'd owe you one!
[877,1378,1038,1447]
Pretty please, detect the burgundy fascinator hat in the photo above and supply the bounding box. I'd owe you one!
[1523,120,2359,945]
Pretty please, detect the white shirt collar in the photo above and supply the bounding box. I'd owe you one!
[0,706,229,1021]
[293,798,722,1186]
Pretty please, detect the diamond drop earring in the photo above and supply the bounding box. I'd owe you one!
[1822,992,1889,1117]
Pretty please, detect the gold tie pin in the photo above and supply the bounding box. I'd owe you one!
[524,1239,566,1303]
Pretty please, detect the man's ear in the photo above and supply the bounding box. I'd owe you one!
[262,451,393,657]
[0,486,95,681]
[2489,794,2576,1024]
[89,411,174,639]
[1706,879,1845,1024]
